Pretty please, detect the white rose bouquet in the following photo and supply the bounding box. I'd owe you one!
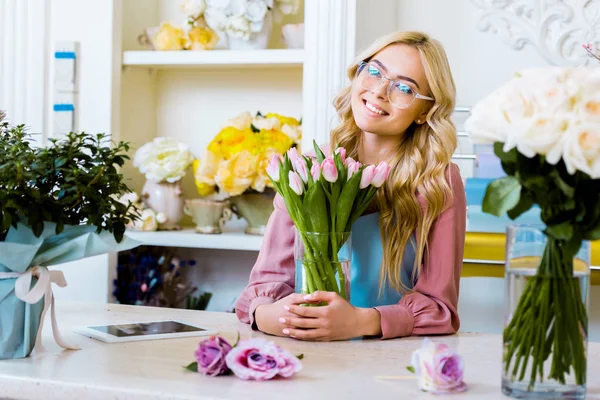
[133,137,194,183]
[198,0,300,41]
[466,67,600,391]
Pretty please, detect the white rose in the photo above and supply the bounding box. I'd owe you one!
[204,8,229,31]
[155,212,168,224]
[225,111,252,130]
[205,0,231,10]
[264,0,274,7]
[181,0,207,17]
[133,137,194,183]
[118,192,140,206]
[282,124,302,142]
[228,0,248,16]
[516,113,570,163]
[245,0,267,23]
[225,15,251,40]
[133,208,159,231]
[252,116,281,130]
[562,122,600,178]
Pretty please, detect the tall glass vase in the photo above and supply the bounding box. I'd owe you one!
[502,224,590,399]
[294,231,352,302]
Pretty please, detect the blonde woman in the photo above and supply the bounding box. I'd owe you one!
[235,31,466,341]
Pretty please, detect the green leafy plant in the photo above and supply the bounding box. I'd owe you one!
[0,122,138,242]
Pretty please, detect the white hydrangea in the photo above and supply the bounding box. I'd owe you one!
[133,137,194,183]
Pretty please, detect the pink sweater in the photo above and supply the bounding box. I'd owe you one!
[234,163,466,339]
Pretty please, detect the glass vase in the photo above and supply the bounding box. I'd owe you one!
[502,224,590,399]
[294,231,352,302]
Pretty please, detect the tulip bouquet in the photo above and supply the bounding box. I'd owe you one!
[266,141,390,300]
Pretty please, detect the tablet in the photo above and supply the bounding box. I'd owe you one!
[73,320,218,343]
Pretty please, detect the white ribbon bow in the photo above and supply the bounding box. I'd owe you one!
[0,266,80,352]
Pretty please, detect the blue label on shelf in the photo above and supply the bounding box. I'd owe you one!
[53,104,75,112]
[54,51,76,59]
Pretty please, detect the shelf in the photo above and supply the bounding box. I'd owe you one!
[124,218,263,251]
[122,49,304,69]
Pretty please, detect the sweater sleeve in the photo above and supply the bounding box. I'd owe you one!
[374,164,466,339]
[234,194,296,328]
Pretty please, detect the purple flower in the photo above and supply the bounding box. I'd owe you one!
[194,336,233,376]
[411,338,467,394]
[225,338,302,381]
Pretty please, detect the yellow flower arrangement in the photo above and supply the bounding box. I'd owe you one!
[154,23,190,51]
[194,111,302,197]
[188,26,219,50]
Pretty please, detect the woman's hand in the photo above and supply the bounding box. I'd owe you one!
[279,291,382,341]
[253,293,310,336]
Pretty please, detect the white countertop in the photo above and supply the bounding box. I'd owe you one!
[1,302,599,400]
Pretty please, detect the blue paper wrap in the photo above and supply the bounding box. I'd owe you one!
[0,222,138,359]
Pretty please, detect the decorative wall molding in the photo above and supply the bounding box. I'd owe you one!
[471,0,600,66]
[301,0,356,149]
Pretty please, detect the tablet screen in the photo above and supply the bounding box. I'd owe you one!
[88,321,206,338]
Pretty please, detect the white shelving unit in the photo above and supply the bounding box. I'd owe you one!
[125,219,263,251]
[122,49,305,69]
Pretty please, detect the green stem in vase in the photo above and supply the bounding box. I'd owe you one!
[503,237,587,389]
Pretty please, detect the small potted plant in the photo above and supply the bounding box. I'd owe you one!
[0,115,139,359]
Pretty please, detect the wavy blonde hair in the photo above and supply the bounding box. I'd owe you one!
[331,31,457,294]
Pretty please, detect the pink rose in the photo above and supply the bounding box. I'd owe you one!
[225,338,302,381]
[194,336,233,376]
[411,338,467,394]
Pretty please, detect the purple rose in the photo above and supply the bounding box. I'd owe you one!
[411,338,467,394]
[194,336,233,376]
[225,338,302,381]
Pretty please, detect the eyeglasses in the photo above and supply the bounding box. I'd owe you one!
[356,61,434,109]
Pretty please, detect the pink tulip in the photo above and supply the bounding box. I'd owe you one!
[288,171,304,195]
[293,158,309,183]
[321,157,338,183]
[360,165,376,189]
[311,162,321,181]
[371,161,391,187]
[347,160,361,180]
[344,156,356,166]
[287,147,301,166]
[335,147,347,164]
[266,154,281,182]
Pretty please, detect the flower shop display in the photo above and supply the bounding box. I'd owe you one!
[114,246,211,310]
[183,198,233,234]
[465,66,600,398]
[185,335,302,380]
[133,137,194,231]
[187,0,301,50]
[0,120,139,359]
[193,111,302,234]
[267,142,390,301]
[408,338,467,394]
